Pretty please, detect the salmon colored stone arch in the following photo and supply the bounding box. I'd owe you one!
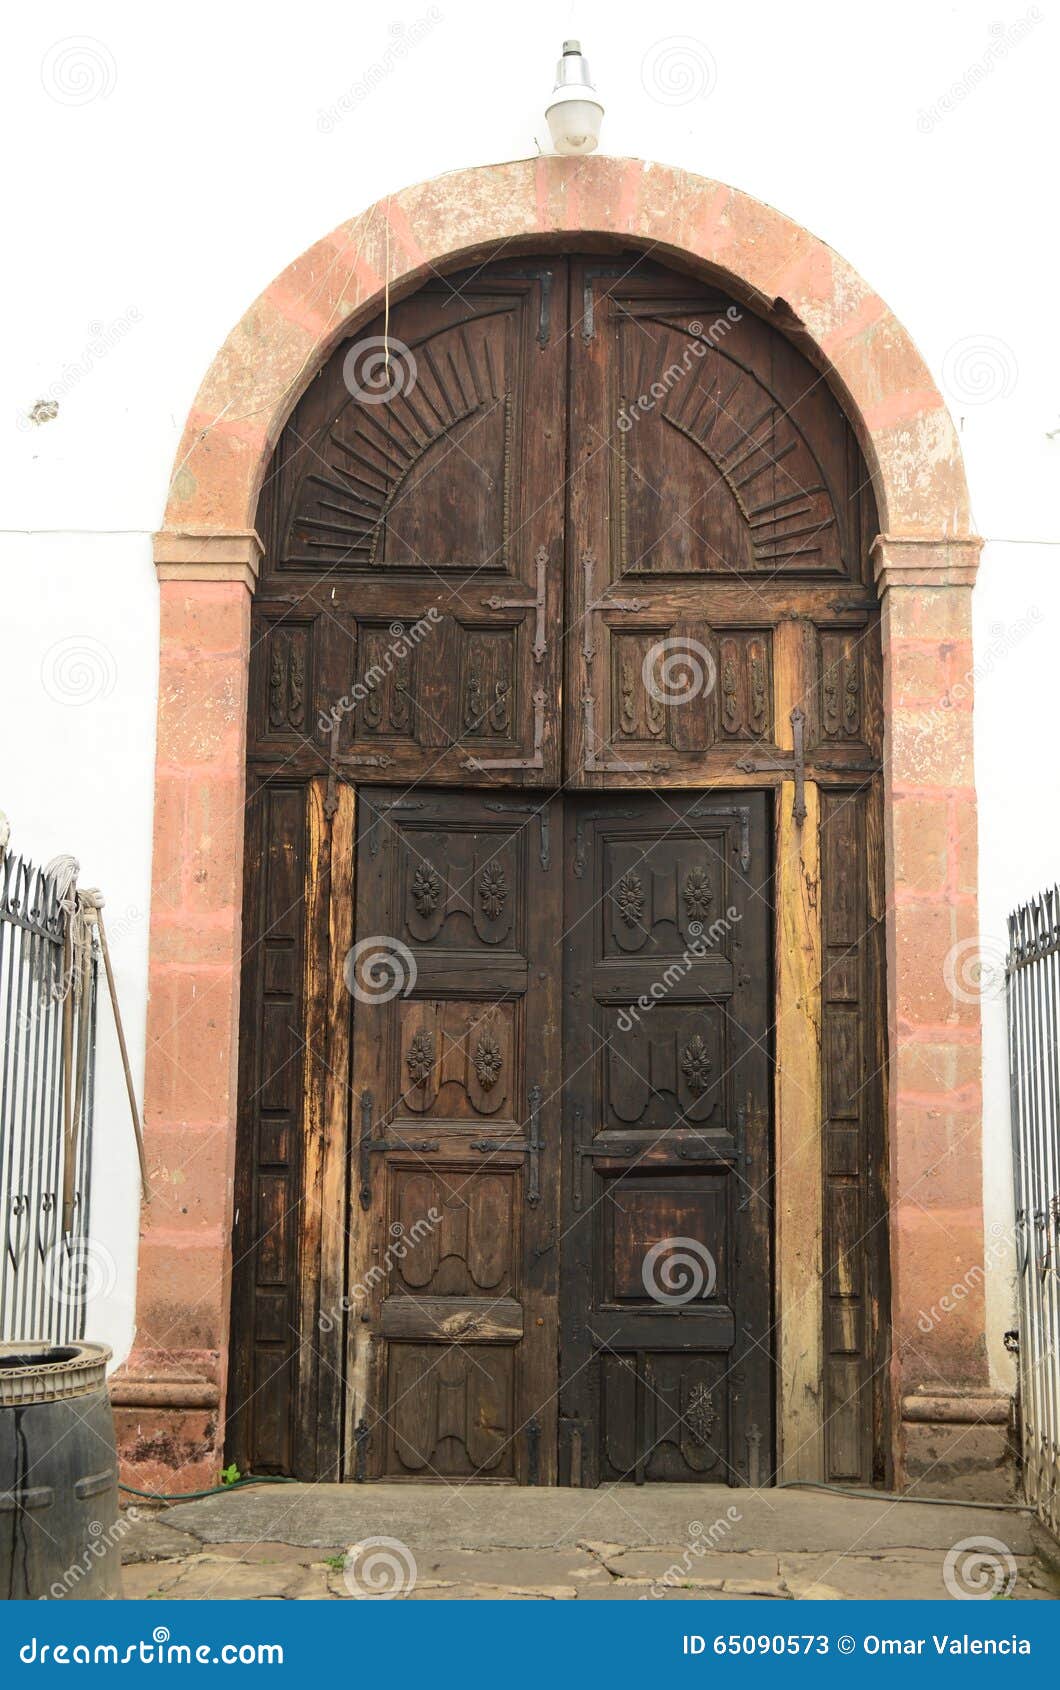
[124,157,989,1498]
[162,156,972,543]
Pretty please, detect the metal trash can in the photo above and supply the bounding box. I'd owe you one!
[0,1342,123,1599]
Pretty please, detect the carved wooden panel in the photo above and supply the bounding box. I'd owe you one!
[228,780,307,1475]
[567,257,876,788]
[561,794,772,1486]
[601,1007,726,1130]
[280,303,520,575]
[601,1176,730,1307]
[719,631,773,741]
[613,316,846,578]
[253,262,567,786]
[350,790,562,1482]
[248,256,878,790]
[819,629,864,743]
[387,1345,516,1477]
[388,1167,519,1297]
[601,1352,731,1480]
[395,1002,516,1120]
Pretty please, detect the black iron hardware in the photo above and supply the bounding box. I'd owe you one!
[353,1417,370,1483]
[736,707,807,825]
[526,1085,542,1206]
[811,755,881,774]
[581,265,629,341]
[571,1104,585,1210]
[506,267,553,345]
[324,718,393,817]
[462,688,547,772]
[581,548,642,663]
[572,808,641,877]
[358,1090,438,1208]
[483,799,551,872]
[686,801,752,872]
[481,545,548,663]
[526,1416,541,1485]
[469,1138,519,1153]
[582,692,670,774]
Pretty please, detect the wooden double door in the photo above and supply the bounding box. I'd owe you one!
[231,248,887,1486]
[352,787,771,1485]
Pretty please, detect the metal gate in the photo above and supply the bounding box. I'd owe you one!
[0,847,97,1343]
[1007,888,1060,1538]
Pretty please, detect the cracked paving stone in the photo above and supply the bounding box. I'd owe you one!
[406,1585,570,1600]
[780,1553,1047,1602]
[600,1549,780,1584]
[412,1550,607,1589]
[121,1519,202,1564]
[149,1559,334,1600]
[206,1542,335,1567]
[578,1584,731,1600]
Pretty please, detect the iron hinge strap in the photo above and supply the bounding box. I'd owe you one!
[581,548,642,663]
[324,719,393,818]
[483,799,551,872]
[358,1089,438,1210]
[735,707,807,824]
[462,688,546,772]
[526,1084,542,1206]
[582,691,670,774]
[481,544,548,663]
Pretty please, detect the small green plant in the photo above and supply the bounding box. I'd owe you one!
[220,1463,241,1487]
[323,1554,347,1571]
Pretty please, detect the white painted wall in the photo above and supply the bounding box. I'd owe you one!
[2,0,1057,1386]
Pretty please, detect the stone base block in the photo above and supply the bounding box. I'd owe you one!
[114,1404,222,1498]
[901,1392,1016,1503]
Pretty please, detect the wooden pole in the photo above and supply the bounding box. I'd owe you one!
[92,906,151,1202]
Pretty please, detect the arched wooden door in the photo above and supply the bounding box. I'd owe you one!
[230,254,887,1487]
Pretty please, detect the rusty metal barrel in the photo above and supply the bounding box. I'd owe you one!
[0,1341,123,1599]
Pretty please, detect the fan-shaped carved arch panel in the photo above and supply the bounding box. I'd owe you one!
[282,309,516,574]
[615,315,846,576]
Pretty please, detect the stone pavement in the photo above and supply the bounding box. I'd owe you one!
[120,1484,1060,1601]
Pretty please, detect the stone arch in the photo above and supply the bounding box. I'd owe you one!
[161,158,972,543]
[119,158,986,1497]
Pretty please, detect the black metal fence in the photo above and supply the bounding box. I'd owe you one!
[0,847,98,1343]
[1007,888,1060,1539]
